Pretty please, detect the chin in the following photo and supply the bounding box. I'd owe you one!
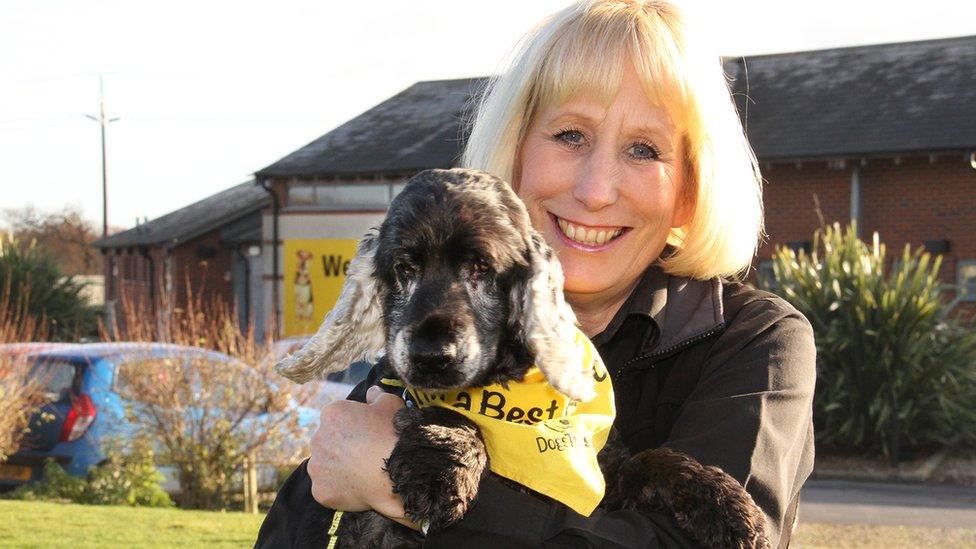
[560,265,622,297]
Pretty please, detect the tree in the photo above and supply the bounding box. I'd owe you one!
[2,205,102,276]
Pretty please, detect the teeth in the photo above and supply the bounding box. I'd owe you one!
[556,218,622,246]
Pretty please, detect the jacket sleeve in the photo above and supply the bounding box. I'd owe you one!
[426,298,816,549]
[663,298,816,547]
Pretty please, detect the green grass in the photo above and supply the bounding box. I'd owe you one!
[0,500,263,548]
[1,500,974,548]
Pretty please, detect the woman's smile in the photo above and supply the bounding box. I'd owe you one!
[549,212,630,250]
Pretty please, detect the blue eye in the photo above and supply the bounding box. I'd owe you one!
[628,142,660,161]
[554,129,585,147]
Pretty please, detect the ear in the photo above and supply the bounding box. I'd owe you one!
[275,229,385,383]
[521,233,596,401]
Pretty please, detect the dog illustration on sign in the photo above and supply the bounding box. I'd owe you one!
[294,249,314,322]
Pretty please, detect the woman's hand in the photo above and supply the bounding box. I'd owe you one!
[308,386,417,529]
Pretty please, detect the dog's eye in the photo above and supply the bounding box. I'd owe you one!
[395,261,417,282]
[469,258,492,281]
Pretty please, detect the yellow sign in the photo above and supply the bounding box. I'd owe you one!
[282,239,361,337]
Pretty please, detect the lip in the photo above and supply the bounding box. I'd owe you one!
[548,212,630,252]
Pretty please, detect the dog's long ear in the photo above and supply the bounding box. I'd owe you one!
[522,233,596,401]
[275,229,385,383]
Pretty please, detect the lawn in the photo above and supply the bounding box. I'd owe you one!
[0,500,263,548]
[1,500,974,548]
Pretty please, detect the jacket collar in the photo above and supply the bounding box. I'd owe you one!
[591,263,725,357]
[646,269,725,356]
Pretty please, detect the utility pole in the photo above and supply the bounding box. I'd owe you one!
[85,74,119,238]
[86,74,120,329]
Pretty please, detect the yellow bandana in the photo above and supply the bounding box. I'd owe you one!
[384,330,615,517]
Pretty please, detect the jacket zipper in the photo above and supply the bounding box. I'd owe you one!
[612,324,725,383]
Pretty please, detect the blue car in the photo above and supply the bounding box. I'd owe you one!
[0,342,319,492]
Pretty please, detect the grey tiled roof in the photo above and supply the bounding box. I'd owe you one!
[258,36,974,178]
[257,78,486,178]
[93,181,268,249]
[730,35,976,159]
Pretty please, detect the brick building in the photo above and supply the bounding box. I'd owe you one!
[729,37,976,311]
[93,181,269,334]
[96,35,976,338]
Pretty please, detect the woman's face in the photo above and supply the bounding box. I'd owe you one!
[517,63,691,306]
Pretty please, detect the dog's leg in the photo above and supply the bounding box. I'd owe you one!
[384,406,489,531]
[603,447,770,549]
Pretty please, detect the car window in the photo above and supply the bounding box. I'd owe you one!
[323,360,372,385]
[348,361,371,384]
[114,356,183,405]
[326,371,346,382]
[30,359,80,402]
[114,351,282,415]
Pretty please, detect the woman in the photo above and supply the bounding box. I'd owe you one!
[258,1,815,547]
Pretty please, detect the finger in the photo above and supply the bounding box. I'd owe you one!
[365,385,384,404]
[370,391,406,412]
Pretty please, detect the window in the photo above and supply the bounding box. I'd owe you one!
[958,260,976,302]
[286,181,395,210]
[287,184,315,207]
[114,356,182,405]
[30,359,80,402]
[314,184,389,209]
[325,360,372,385]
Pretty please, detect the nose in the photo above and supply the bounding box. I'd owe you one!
[409,314,458,368]
[572,145,620,211]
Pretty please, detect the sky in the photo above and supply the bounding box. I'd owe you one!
[2,0,974,232]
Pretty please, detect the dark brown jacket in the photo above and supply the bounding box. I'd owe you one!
[256,266,816,548]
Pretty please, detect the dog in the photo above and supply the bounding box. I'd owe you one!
[276,168,769,548]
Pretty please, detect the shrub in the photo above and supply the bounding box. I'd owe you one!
[0,238,97,341]
[4,438,172,507]
[765,223,976,460]
[104,292,311,510]
[0,279,49,462]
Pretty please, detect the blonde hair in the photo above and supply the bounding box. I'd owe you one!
[462,0,763,280]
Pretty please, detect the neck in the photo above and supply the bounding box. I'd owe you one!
[566,281,637,338]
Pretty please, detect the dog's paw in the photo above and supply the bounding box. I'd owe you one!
[384,407,489,531]
[608,447,769,549]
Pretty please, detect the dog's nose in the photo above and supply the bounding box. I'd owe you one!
[409,315,458,368]
[409,338,457,368]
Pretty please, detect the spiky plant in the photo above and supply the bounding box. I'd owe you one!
[765,223,976,460]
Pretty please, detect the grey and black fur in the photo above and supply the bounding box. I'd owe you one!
[277,168,769,548]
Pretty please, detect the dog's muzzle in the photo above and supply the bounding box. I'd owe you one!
[409,315,459,368]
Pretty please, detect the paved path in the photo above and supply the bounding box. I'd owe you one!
[800,479,976,528]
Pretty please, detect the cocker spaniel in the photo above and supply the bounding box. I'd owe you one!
[276,168,768,548]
